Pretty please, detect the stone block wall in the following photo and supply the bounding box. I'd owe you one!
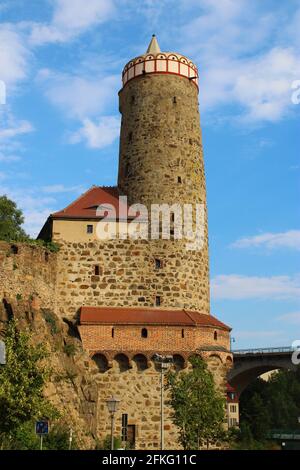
[0,241,57,314]
[55,237,210,320]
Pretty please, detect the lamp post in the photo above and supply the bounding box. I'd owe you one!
[230,336,236,351]
[106,396,120,450]
[153,354,173,450]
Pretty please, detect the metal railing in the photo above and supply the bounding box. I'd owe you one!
[232,346,296,355]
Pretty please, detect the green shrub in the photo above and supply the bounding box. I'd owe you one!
[63,343,76,357]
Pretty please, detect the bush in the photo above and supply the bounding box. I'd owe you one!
[63,343,76,357]
[96,435,123,450]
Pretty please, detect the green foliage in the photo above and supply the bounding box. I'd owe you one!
[0,194,59,252]
[0,421,76,450]
[0,320,58,438]
[16,293,22,301]
[237,370,300,448]
[63,343,76,357]
[43,310,59,335]
[166,356,226,450]
[96,435,123,450]
[0,195,27,241]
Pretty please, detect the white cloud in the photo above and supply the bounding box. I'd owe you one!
[0,153,20,163]
[70,116,120,149]
[234,330,282,339]
[30,0,115,45]
[211,274,300,300]
[0,184,56,237]
[0,25,30,86]
[0,120,34,140]
[232,230,300,251]
[180,0,300,123]
[42,184,84,194]
[37,70,119,119]
[277,311,300,325]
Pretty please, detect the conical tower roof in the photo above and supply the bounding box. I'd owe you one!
[146,34,161,54]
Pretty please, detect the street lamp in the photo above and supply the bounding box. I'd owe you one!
[230,337,236,351]
[153,354,174,451]
[106,396,120,450]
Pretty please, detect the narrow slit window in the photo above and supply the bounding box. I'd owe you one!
[87,224,93,234]
[177,176,182,184]
[141,328,148,338]
[155,296,161,306]
[95,265,100,275]
[112,328,115,338]
[181,329,185,338]
[155,258,162,269]
[214,331,218,341]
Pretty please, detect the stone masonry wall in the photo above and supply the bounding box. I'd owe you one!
[0,241,57,312]
[55,237,209,320]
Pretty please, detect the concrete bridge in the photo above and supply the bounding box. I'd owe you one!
[228,347,299,395]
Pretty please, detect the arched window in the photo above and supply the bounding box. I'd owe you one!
[92,354,109,373]
[141,328,148,338]
[214,330,218,341]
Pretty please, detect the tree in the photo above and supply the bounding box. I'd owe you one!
[166,356,226,450]
[0,195,27,241]
[0,319,57,439]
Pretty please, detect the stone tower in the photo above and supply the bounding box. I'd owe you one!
[118,35,210,314]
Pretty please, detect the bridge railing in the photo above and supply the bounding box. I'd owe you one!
[232,346,297,355]
[267,430,300,440]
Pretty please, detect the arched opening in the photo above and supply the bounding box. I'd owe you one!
[173,354,185,371]
[133,354,148,371]
[114,353,130,372]
[141,328,148,338]
[92,353,109,373]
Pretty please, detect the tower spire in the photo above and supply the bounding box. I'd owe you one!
[146,34,161,54]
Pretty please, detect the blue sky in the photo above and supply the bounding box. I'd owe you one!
[0,0,299,349]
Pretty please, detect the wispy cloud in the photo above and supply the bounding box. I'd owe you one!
[179,0,300,123]
[0,120,34,139]
[41,184,84,194]
[29,0,115,45]
[234,330,282,340]
[277,311,300,325]
[231,230,300,251]
[0,24,30,87]
[211,274,300,300]
[69,116,120,149]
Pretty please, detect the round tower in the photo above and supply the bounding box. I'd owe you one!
[117,35,210,314]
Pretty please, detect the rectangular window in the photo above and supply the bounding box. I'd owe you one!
[230,405,237,413]
[87,224,93,234]
[121,414,128,442]
[155,258,162,269]
[155,296,161,306]
[95,265,100,275]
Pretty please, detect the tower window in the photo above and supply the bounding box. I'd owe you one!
[87,225,93,234]
[181,329,185,338]
[214,331,218,341]
[173,96,177,104]
[131,95,135,104]
[155,296,161,306]
[155,258,162,269]
[177,176,182,184]
[95,265,100,275]
[112,328,115,338]
[141,328,148,338]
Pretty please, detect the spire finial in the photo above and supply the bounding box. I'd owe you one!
[146,34,161,54]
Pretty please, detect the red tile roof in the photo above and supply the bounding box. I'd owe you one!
[80,306,231,330]
[51,186,131,220]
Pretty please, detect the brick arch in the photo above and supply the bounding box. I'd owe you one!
[91,353,109,373]
[132,353,148,371]
[114,353,131,372]
[173,354,185,371]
